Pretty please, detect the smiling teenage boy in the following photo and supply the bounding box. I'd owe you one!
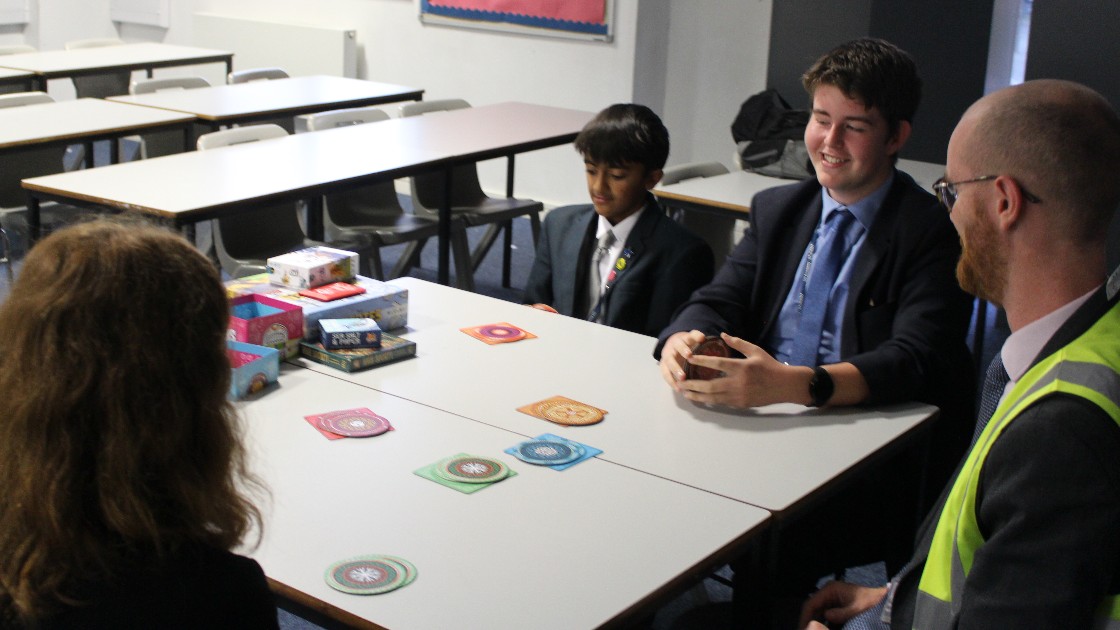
[654,39,976,610]
[523,103,713,337]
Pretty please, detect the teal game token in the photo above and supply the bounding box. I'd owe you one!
[434,455,509,484]
[325,556,405,595]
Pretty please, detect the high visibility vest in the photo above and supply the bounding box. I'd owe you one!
[914,300,1120,629]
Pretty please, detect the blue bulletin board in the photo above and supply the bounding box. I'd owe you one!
[420,0,613,42]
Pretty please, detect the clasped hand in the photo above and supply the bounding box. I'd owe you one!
[659,330,811,408]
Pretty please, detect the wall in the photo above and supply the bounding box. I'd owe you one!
[1026,0,1120,110]
[16,1,773,206]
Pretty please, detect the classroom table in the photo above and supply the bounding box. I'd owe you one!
[241,365,769,629]
[0,67,35,92]
[0,42,233,92]
[22,102,594,285]
[653,158,945,219]
[108,75,425,133]
[0,98,195,166]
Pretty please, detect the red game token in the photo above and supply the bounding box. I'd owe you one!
[687,336,730,380]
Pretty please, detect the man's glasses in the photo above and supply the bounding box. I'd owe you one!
[933,175,1042,211]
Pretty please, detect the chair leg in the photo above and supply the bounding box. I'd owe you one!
[529,211,541,245]
[0,226,12,281]
[391,239,427,279]
[469,223,503,272]
[501,220,513,288]
[451,225,475,292]
[366,245,385,280]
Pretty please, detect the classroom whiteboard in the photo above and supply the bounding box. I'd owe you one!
[110,0,169,28]
[420,0,613,42]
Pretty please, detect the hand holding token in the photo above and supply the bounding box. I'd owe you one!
[674,333,813,409]
[658,329,708,388]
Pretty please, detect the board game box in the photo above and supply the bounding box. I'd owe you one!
[225,274,408,337]
[300,333,416,372]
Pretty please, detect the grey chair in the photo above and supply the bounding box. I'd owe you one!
[661,161,738,264]
[226,67,294,132]
[129,76,211,159]
[399,98,544,289]
[296,106,474,287]
[0,92,78,258]
[227,67,289,84]
[65,38,131,98]
[195,124,373,278]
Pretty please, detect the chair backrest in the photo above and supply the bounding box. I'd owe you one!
[0,91,53,109]
[64,37,125,50]
[196,124,288,150]
[660,161,730,186]
[0,44,35,55]
[661,161,737,264]
[227,67,289,84]
[298,106,390,133]
[196,124,306,271]
[398,98,471,118]
[65,38,130,98]
[398,99,486,212]
[0,91,64,206]
[130,76,210,95]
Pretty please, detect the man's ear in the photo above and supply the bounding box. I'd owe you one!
[886,120,912,156]
[993,175,1025,230]
[645,168,664,190]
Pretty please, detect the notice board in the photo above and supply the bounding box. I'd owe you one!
[420,0,613,42]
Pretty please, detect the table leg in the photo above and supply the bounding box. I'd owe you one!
[306,196,324,241]
[503,155,516,287]
[84,141,95,169]
[438,168,452,286]
[109,138,120,164]
[26,193,40,243]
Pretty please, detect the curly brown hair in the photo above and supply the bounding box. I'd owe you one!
[0,217,264,622]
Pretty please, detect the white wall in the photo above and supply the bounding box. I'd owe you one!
[20,0,773,207]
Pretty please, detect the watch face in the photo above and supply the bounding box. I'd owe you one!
[809,367,834,407]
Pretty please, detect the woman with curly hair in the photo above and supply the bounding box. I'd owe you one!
[0,218,277,628]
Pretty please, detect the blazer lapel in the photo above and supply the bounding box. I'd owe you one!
[562,210,599,316]
[759,188,821,340]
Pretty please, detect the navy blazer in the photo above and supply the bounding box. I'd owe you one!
[524,196,714,337]
[657,171,975,486]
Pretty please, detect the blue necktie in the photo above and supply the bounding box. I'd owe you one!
[789,209,858,366]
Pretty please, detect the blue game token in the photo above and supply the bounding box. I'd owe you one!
[514,439,584,465]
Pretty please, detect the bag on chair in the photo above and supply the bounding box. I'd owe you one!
[731,88,815,180]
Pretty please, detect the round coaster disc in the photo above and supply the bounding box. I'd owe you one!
[534,399,605,426]
[325,556,404,595]
[687,337,730,381]
[477,324,526,342]
[515,439,583,465]
[319,412,391,438]
[435,455,509,483]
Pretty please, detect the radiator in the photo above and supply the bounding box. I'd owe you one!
[192,13,357,78]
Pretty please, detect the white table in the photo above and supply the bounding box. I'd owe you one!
[23,102,594,284]
[0,98,195,165]
[109,75,424,133]
[298,278,936,515]
[653,159,945,218]
[0,42,233,92]
[0,67,34,91]
[242,366,769,629]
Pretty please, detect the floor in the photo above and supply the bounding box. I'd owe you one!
[0,208,1007,630]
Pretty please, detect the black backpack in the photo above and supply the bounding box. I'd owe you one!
[731,89,815,180]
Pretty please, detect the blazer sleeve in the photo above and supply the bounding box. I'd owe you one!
[523,210,559,307]
[640,230,715,338]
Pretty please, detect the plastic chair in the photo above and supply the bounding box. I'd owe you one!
[65,38,131,98]
[0,44,34,55]
[227,67,289,84]
[195,124,373,278]
[661,161,738,263]
[296,106,474,286]
[129,76,210,159]
[399,98,543,289]
[0,92,78,255]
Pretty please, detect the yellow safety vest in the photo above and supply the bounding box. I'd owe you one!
[914,300,1120,629]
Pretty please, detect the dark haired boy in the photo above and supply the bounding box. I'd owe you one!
[523,103,713,336]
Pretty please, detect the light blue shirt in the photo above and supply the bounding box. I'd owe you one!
[765,174,894,365]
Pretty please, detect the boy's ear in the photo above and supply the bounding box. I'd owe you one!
[644,168,664,189]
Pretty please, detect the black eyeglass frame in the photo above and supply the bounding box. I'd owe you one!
[932,175,1043,211]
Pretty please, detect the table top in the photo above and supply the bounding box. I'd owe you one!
[23,102,594,222]
[0,98,195,150]
[243,366,769,629]
[108,75,424,123]
[0,42,232,77]
[653,159,945,216]
[0,67,32,83]
[297,278,936,513]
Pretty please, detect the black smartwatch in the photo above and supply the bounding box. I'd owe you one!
[808,366,834,407]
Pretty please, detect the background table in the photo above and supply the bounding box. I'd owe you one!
[0,67,34,92]
[0,42,233,92]
[0,98,195,166]
[242,366,769,629]
[109,75,424,132]
[653,158,945,219]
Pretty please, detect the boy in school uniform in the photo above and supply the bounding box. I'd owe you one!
[523,103,714,337]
